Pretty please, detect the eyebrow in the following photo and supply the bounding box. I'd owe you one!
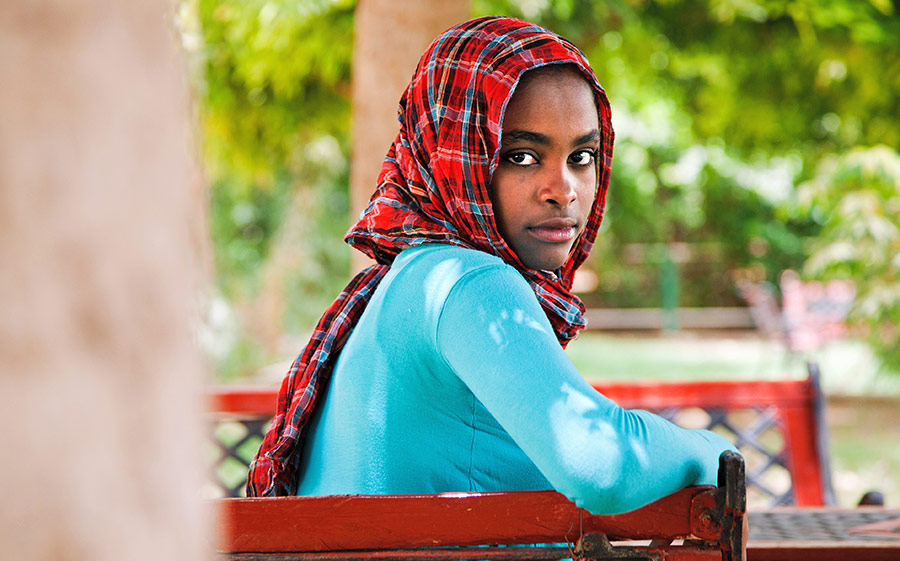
[576,130,601,144]
[503,129,600,146]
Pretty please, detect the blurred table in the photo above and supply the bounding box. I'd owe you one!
[748,507,900,560]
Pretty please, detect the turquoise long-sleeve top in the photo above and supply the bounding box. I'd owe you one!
[296,244,736,514]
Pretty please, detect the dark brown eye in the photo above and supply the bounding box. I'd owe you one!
[507,152,538,166]
[570,149,597,166]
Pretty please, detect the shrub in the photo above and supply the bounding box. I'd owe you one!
[798,146,900,372]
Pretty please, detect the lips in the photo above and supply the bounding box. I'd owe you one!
[527,218,578,243]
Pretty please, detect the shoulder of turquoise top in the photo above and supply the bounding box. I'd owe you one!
[389,244,536,352]
[395,243,506,269]
[433,264,544,365]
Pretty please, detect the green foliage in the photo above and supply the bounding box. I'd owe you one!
[798,146,900,372]
[182,0,355,378]
[198,0,354,183]
[586,138,813,307]
[196,0,355,291]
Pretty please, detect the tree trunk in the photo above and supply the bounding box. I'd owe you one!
[349,0,470,272]
[0,2,209,560]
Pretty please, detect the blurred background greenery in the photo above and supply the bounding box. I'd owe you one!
[176,0,900,382]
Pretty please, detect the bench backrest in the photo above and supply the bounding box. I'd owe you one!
[206,365,832,507]
[217,452,747,559]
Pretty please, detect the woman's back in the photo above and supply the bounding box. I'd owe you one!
[297,244,551,495]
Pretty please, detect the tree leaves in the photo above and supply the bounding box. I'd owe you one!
[800,146,900,370]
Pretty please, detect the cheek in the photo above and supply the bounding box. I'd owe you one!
[490,174,519,229]
[576,174,597,220]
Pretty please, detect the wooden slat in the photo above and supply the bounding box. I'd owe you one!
[216,486,712,553]
[592,379,812,410]
[224,545,725,560]
[208,387,279,416]
[780,405,825,506]
[207,379,813,415]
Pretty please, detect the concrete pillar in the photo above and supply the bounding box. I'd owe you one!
[0,2,208,560]
[350,0,470,271]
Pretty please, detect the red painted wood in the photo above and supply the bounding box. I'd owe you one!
[208,386,279,416]
[781,404,826,506]
[591,379,812,410]
[224,545,725,560]
[216,486,714,553]
[206,379,815,415]
[208,380,811,415]
[662,548,728,561]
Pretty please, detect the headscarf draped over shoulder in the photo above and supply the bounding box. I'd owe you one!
[247,16,614,497]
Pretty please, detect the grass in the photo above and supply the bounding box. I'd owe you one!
[565,331,900,507]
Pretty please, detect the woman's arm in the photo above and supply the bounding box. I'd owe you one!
[435,264,737,515]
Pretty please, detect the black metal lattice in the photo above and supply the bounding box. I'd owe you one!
[207,416,270,498]
[653,405,794,507]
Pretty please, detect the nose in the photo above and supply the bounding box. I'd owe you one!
[539,164,577,207]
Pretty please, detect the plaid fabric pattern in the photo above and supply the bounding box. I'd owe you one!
[247,16,615,496]
[246,266,386,496]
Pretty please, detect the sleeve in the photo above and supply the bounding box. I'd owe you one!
[435,264,738,515]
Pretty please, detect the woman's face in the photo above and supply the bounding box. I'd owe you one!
[490,66,599,272]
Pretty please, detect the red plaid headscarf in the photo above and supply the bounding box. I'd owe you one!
[247,16,614,497]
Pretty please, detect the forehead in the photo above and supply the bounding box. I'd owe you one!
[502,66,598,132]
[516,63,589,90]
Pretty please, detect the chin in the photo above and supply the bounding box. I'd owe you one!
[524,255,568,272]
[512,240,573,272]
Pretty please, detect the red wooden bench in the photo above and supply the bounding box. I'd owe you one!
[207,366,900,560]
[206,364,833,507]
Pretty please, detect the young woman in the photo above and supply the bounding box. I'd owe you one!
[247,16,737,515]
